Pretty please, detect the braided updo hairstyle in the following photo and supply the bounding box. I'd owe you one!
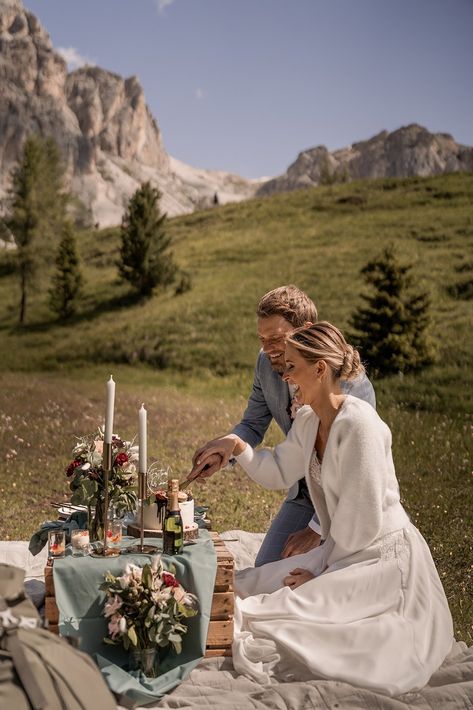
[286,321,364,381]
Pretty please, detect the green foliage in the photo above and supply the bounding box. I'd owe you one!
[5,135,68,324]
[350,246,436,376]
[49,223,83,320]
[119,182,177,297]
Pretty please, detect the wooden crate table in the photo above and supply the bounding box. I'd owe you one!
[44,531,235,657]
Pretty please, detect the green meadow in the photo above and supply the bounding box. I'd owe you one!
[0,173,472,643]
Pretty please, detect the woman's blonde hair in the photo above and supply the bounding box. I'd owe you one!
[287,321,364,381]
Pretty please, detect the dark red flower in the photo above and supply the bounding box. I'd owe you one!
[66,459,81,477]
[162,572,179,588]
[114,452,129,467]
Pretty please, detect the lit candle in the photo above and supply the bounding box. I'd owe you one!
[104,375,115,444]
[139,403,147,473]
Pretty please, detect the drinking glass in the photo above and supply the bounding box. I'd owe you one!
[106,518,122,553]
[48,530,65,559]
[71,529,90,556]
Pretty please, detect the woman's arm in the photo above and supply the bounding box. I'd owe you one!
[328,411,389,557]
[235,412,308,490]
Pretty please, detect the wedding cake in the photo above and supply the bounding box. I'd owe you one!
[135,490,198,538]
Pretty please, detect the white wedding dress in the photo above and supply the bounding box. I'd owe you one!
[232,397,454,696]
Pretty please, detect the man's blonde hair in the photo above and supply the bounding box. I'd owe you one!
[256,285,317,328]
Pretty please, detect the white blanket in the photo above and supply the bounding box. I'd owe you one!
[2,535,472,709]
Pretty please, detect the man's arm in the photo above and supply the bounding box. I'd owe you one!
[231,351,274,448]
[190,352,274,479]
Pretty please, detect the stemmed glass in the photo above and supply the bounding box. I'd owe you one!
[147,464,170,531]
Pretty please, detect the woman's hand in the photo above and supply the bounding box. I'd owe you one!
[283,568,315,590]
[189,434,246,481]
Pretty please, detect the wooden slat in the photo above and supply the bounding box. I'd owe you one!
[46,622,59,635]
[214,565,234,591]
[204,647,232,657]
[210,591,234,620]
[205,620,233,648]
[44,565,55,596]
[215,549,234,564]
[45,596,59,625]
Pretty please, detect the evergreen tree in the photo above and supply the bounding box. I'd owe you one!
[6,135,67,324]
[349,246,435,375]
[49,222,83,320]
[119,182,176,297]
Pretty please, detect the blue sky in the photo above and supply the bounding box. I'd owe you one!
[24,0,473,179]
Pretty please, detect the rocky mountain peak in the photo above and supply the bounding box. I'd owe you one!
[0,0,258,225]
[258,124,473,196]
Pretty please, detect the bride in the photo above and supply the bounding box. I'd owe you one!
[198,321,453,696]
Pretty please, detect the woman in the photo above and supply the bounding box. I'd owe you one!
[198,322,453,696]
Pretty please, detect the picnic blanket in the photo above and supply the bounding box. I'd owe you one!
[1,533,472,709]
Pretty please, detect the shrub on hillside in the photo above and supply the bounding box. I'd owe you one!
[118,182,177,298]
[350,246,435,376]
[49,222,83,320]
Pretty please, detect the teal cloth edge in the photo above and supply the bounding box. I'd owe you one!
[52,531,217,705]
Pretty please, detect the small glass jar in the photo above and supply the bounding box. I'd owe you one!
[71,529,90,556]
[106,509,122,554]
[48,530,66,559]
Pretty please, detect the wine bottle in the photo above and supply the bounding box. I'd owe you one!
[163,478,184,555]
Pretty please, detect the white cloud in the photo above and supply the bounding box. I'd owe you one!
[57,46,94,71]
[195,88,205,100]
[155,0,176,14]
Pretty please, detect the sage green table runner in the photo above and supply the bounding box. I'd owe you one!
[52,531,217,706]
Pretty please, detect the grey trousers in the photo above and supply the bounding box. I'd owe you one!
[254,483,317,567]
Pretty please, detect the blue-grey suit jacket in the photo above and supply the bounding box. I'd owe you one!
[232,350,376,501]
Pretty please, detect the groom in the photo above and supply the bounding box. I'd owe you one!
[191,285,376,566]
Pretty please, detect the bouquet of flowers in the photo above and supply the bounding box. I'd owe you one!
[100,556,198,673]
[65,427,138,540]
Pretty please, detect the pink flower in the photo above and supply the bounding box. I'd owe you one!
[104,595,123,618]
[172,586,186,603]
[108,613,123,639]
[94,440,104,455]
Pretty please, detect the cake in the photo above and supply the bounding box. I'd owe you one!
[135,490,198,539]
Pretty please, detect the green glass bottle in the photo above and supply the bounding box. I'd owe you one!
[163,479,183,555]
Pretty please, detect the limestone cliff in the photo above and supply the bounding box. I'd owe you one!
[0,0,258,225]
[258,124,473,196]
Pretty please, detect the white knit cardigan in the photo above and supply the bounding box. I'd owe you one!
[236,395,409,568]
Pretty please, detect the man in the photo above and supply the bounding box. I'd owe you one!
[191,285,376,566]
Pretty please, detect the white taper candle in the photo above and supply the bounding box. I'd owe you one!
[139,403,147,473]
[104,375,115,444]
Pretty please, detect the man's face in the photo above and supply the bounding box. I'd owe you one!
[257,315,294,374]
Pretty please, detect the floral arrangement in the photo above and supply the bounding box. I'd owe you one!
[100,556,198,656]
[65,427,138,539]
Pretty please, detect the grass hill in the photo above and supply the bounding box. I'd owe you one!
[0,172,472,410]
[0,173,472,643]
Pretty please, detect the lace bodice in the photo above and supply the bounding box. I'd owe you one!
[309,448,322,486]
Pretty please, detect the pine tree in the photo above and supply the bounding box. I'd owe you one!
[6,135,67,324]
[349,246,435,375]
[49,222,83,320]
[119,182,176,297]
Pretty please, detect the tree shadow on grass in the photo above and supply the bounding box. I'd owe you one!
[9,291,146,335]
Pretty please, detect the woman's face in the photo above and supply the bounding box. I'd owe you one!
[283,343,319,405]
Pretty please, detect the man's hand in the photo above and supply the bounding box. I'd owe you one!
[281,527,321,558]
[283,568,315,590]
[189,435,245,481]
[188,453,223,482]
